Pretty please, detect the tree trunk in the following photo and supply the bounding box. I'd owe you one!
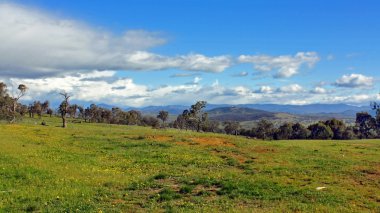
[10,101,17,123]
[61,113,66,128]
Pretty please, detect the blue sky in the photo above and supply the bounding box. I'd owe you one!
[0,0,379,106]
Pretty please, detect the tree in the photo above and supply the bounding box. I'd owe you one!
[201,115,220,133]
[33,101,42,118]
[371,102,380,129]
[68,104,78,118]
[41,101,49,114]
[308,122,333,139]
[173,113,187,130]
[181,109,193,130]
[324,119,346,139]
[355,112,377,139]
[342,126,356,140]
[189,101,207,132]
[224,121,240,135]
[77,106,84,119]
[0,83,13,120]
[275,123,293,140]
[10,84,27,123]
[142,115,160,128]
[125,110,142,125]
[58,92,70,128]
[252,119,275,140]
[157,110,169,128]
[291,123,310,139]
[110,107,124,124]
[46,108,53,117]
[0,83,27,122]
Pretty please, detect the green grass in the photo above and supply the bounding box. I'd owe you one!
[0,116,379,212]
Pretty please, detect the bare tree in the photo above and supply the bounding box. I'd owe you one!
[58,92,70,128]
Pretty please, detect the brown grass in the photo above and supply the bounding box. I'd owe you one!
[189,137,235,147]
[147,135,173,142]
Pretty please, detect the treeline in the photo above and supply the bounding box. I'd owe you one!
[169,101,380,140]
[1,82,380,140]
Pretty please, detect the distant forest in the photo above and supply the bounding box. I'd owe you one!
[1,82,380,140]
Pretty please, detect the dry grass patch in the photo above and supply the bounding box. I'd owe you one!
[147,135,173,142]
[189,137,235,147]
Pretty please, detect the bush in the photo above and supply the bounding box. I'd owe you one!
[308,122,333,139]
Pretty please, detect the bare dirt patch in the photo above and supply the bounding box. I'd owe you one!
[189,137,235,147]
[147,135,173,142]
[251,146,277,153]
[154,178,181,191]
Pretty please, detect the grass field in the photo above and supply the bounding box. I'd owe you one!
[0,116,379,212]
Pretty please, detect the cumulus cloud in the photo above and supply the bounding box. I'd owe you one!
[2,70,378,107]
[278,84,304,93]
[334,73,374,88]
[310,86,328,94]
[255,86,273,94]
[122,51,231,72]
[0,3,232,78]
[238,52,319,78]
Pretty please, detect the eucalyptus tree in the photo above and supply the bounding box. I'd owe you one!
[58,92,70,128]
[10,84,27,123]
[157,110,169,128]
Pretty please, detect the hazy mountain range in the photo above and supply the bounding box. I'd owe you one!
[89,103,373,127]
[119,103,371,116]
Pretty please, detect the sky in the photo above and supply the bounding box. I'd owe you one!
[0,0,379,107]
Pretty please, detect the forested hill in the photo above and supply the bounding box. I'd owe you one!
[206,107,279,122]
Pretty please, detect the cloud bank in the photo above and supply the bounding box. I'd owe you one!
[0,3,232,77]
[1,71,376,107]
[238,52,319,78]
[334,73,374,88]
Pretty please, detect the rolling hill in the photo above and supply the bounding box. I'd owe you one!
[207,106,280,122]
[0,116,379,212]
[206,106,358,127]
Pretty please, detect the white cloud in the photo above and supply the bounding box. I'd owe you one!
[122,51,231,72]
[278,84,303,93]
[334,73,374,88]
[310,86,328,94]
[122,30,166,50]
[238,52,319,78]
[193,76,202,84]
[256,86,273,94]
[2,71,378,107]
[0,3,232,77]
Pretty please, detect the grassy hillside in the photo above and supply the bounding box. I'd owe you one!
[207,107,278,122]
[206,107,355,129]
[0,117,379,212]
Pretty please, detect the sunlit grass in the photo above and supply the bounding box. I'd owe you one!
[0,116,379,212]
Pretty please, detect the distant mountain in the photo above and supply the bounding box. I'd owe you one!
[66,102,372,118]
[205,106,361,127]
[132,105,188,114]
[235,104,370,115]
[129,103,370,115]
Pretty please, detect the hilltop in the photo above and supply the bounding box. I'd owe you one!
[0,116,379,212]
